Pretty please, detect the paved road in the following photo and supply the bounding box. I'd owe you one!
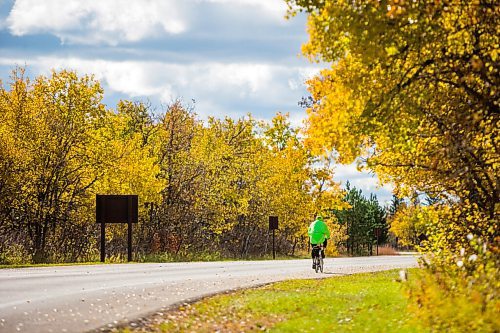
[0,256,418,333]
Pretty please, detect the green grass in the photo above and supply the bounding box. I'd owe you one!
[0,262,106,269]
[120,269,426,332]
[137,253,306,263]
[0,253,309,269]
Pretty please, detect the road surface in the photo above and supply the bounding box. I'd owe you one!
[0,256,418,332]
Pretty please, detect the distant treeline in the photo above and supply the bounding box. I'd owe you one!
[2,68,384,263]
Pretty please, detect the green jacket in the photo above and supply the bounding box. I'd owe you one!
[308,217,331,244]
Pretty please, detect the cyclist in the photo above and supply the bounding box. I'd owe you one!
[308,215,331,269]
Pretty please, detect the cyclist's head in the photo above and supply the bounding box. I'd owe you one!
[316,215,323,221]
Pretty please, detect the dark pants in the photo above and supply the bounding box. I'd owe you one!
[311,239,327,259]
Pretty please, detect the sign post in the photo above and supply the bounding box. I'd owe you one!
[96,195,138,262]
[100,221,106,263]
[269,216,278,259]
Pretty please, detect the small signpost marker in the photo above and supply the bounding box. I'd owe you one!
[100,220,106,262]
[96,195,138,262]
[374,227,382,256]
[269,216,278,259]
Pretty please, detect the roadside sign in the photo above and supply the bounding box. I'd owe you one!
[96,195,138,262]
[269,216,278,230]
[96,195,138,224]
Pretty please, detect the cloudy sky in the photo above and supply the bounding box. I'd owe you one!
[0,0,393,203]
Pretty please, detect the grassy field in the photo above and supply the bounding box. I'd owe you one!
[119,269,426,333]
[0,255,307,269]
[0,262,106,269]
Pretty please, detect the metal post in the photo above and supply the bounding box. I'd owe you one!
[127,196,133,262]
[376,234,379,256]
[100,222,105,263]
[272,229,275,259]
[128,221,133,262]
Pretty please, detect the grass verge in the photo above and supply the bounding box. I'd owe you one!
[0,262,106,269]
[118,269,425,333]
[0,254,309,269]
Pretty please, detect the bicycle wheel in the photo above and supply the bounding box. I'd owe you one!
[314,257,319,273]
[319,256,324,273]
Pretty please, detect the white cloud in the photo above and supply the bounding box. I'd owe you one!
[195,63,273,95]
[288,78,299,90]
[5,0,289,45]
[298,66,322,81]
[31,57,164,97]
[6,0,187,45]
[287,67,321,92]
[288,110,307,128]
[205,0,287,20]
[1,56,317,115]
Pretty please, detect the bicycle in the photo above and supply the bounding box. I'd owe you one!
[312,245,324,273]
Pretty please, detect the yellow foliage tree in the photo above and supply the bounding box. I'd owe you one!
[389,204,438,247]
[287,0,498,251]
[0,68,107,262]
[287,1,499,330]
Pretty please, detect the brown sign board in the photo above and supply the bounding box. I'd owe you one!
[96,195,138,224]
[374,227,382,238]
[269,216,278,230]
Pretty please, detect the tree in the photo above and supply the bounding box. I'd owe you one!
[286,1,499,329]
[262,113,316,256]
[388,195,404,217]
[92,100,164,258]
[333,183,387,256]
[389,203,436,248]
[286,0,498,252]
[148,100,204,255]
[0,68,106,262]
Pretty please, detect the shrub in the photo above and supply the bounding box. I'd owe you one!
[0,244,31,265]
[407,234,499,332]
[377,245,399,256]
